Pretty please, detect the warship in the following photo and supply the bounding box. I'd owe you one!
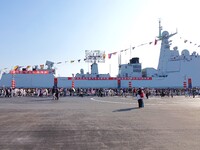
[0,21,198,89]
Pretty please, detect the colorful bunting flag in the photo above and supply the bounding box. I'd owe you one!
[13,66,19,71]
[103,54,106,59]
[108,53,112,59]
[7,34,200,70]
[179,36,200,48]
[154,39,157,45]
[26,65,31,69]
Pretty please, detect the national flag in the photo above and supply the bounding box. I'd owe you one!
[26,65,31,69]
[140,43,145,46]
[13,65,19,71]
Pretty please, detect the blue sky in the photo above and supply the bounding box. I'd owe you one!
[1,0,200,77]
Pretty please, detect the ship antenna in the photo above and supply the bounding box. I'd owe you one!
[157,19,162,40]
[168,27,178,39]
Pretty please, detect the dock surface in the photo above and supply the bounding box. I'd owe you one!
[0,96,200,150]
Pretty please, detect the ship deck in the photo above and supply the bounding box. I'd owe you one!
[0,95,200,150]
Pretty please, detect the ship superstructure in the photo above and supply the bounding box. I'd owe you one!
[0,61,55,88]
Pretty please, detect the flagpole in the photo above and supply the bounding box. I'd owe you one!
[118,51,121,66]
[88,62,89,73]
[109,63,111,75]
[125,49,127,64]
[118,52,120,66]
[120,51,121,65]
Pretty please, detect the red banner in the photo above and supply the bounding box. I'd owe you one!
[67,77,152,80]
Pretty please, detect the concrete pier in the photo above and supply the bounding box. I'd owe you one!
[0,96,200,150]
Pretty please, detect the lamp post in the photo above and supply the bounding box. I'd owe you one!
[72,74,75,89]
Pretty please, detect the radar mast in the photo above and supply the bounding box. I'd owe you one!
[85,50,105,75]
[157,19,163,40]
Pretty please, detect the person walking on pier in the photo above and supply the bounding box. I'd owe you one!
[137,88,144,108]
[55,88,59,100]
[52,86,56,100]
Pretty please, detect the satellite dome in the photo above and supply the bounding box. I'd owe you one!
[181,49,190,56]
[181,49,190,60]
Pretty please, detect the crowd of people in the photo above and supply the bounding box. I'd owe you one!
[0,87,200,99]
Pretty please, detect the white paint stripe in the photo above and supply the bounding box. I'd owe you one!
[90,97,168,105]
[90,97,134,105]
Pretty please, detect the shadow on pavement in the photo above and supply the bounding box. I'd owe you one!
[112,107,139,112]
